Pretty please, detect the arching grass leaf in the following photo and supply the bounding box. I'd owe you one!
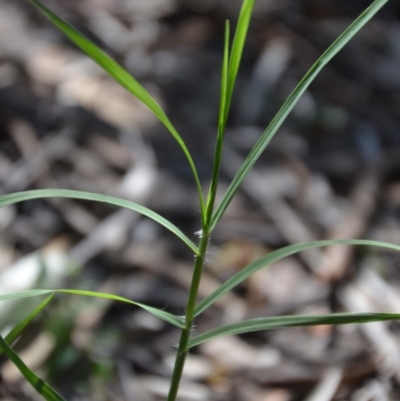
[189,312,400,347]
[55,289,184,328]
[206,21,230,224]
[27,0,206,223]
[0,289,184,328]
[0,335,66,401]
[206,0,256,225]
[226,0,255,116]
[194,239,400,316]
[0,290,52,302]
[0,189,198,254]
[0,295,54,356]
[211,0,390,230]
[220,20,231,137]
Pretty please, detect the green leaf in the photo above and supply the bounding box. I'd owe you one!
[0,295,54,356]
[206,0,256,226]
[220,20,231,138]
[0,189,198,254]
[189,312,400,348]
[226,0,255,116]
[55,289,184,328]
[211,0,390,230]
[0,290,53,301]
[194,239,400,316]
[0,289,184,328]
[0,335,66,401]
[206,21,230,225]
[27,0,206,224]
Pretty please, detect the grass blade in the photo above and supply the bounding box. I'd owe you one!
[0,189,198,254]
[0,295,54,356]
[211,0,390,230]
[0,335,66,401]
[0,290,184,328]
[0,290,53,301]
[226,0,255,115]
[27,0,206,224]
[206,21,230,225]
[220,21,231,137]
[194,239,400,316]
[54,289,184,328]
[206,0,256,226]
[189,312,400,347]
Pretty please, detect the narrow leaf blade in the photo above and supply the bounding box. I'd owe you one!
[207,0,256,219]
[206,20,230,223]
[0,290,52,302]
[194,239,400,316]
[0,335,66,401]
[226,0,255,110]
[1,295,54,355]
[189,312,400,347]
[211,0,390,229]
[0,289,184,328]
[53,289,184,328]
[29,0,160,117]
[28,0,206,224]
[0,189,198,254]
[220,20,231,134]
[206,0,255,219]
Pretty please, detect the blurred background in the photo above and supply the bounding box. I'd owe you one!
[1,0,400,400]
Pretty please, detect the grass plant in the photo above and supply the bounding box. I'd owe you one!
[0,0,396,400]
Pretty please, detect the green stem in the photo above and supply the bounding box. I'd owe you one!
[167,231,210,401]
